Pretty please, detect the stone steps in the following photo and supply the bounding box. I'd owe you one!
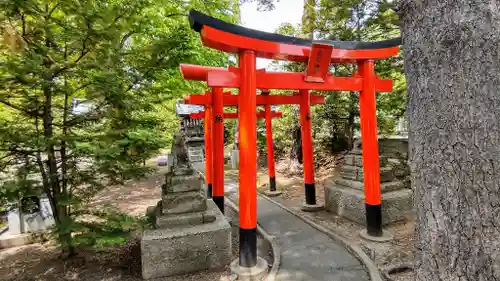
[342,154,388,167]
[340,165,395,183]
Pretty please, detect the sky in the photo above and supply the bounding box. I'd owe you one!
[239,0,304,69]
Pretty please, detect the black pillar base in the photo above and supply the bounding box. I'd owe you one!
[365,203,383,237]
[207,183,213,199]
[269,177,276,191]
[305,183,316,205]
[213,196,224,214]
[239,228,257,267]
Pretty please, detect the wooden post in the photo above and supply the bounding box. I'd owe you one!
[204,93,213,198]
[212,87,225,213]
[262,91,277,192]
[238,50,257,267]
[299,89,316,206]
[358,60,383,237]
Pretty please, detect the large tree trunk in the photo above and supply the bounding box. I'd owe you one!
[401,1,500,280]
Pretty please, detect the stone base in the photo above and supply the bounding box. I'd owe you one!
[359,229,393,242]
[324,185,413,226]
[263,190,282,197]
[156,209,216,228]
[230,257,268,281]
[301,203,324,212]
[161,189,207,215]
[141,200,232,279]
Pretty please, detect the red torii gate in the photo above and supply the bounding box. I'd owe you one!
[189,105,283,198]
[184,88,325,211]
[189,110,282,119]
[186,9,401,270]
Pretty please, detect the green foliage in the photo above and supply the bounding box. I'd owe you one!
[240,0,278,11]
[0,0,238,254]
[72,208,149,248]
[268,0,406,160]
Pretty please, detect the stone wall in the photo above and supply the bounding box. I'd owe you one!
[353,136,408,160]
[7,195,55,235]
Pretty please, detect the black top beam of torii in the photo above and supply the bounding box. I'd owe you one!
[188,9,401,52]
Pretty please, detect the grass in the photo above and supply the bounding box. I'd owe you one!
[73,208,151,249]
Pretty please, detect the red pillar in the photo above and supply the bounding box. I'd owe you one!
[262,92,276,192]
[238,50,257,268]
[299,89,316,205]
[204,94,213,198]
[212,87,225,213]
[358,60,383,237]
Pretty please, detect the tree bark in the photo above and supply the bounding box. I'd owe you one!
[401,1,500,280]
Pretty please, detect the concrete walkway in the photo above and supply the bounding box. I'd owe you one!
[227,190,369,281]
[195,166,370,281]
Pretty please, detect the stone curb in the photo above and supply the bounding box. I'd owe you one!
[0,233,34,249]
[225,197,281,281]
[259,193,384,281]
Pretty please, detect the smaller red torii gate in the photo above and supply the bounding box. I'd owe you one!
[189,107,283,202]
[189,110,282,119]
[185,87,325,211]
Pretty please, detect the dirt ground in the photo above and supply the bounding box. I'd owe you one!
[0,156,415,281]
[0,165,235,281]
[254,155,416,281]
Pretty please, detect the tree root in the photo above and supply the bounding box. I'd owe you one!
[382,263,414,281]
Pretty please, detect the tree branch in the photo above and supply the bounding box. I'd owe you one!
[51,34,92,78]
[122,54,169,94]
[0,98,41,117]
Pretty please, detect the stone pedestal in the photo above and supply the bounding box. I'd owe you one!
[141,132,231,279]
[324,150,413,226]
[142,200,231,279]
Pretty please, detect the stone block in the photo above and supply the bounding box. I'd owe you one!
[324,185,413,226]
[190,156,203,163]
[156,207,216,228]
[358,167,395,183]
[340,165,360,181]
[165,174,203,193]
[352,137,408,160]
[141,200,232,279]
[343,154,354,166]
[343,154,389,167]
[334,178,406,193]
[340,165,395,183]
[162,190,207,215]
[351,149,362,155]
